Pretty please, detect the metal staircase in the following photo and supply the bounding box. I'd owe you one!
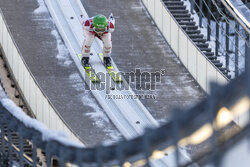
[163,0,231,78]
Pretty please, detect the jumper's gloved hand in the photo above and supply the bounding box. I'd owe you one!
[108,13,115,26]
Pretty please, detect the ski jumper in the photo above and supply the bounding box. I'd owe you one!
[81,17,115,58]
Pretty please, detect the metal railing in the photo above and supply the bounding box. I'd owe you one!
[0,69,249,167]
[189,0,249,78]
[141,0,229,93]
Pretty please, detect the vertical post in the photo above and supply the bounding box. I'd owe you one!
[59,147,66,167]
[7,128,12,166]
[199,0,203,28]
[245,34,249,130]
[245,32,249,74]
[246,0,250,145]
[116,144,124,167]
[226,22,229,70]
[96,147,103,167]
[32,138,37,167]
[235,22,239,77]
[18,130,24,167]
[142,132,150,167]
[191,0,194,14]
[0,125,5,166]
[173,110,180,167]
[76,149,82,167]
[46,143,51,167]
[207,0,211,41]
[208,83,218,167]
[215,2,220,57]
[216,21,220,57]
[246,31,250,150]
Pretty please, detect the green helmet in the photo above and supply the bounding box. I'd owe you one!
[93,14,108,29]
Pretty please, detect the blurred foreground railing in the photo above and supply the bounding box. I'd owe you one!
[0,72,249,166]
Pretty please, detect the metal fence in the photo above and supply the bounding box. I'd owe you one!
[0,70,249,167]
[141,0,229,93]
[189,0,249,78]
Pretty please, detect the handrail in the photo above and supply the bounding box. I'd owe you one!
[1,72,249,166]
[221,0,250,34]
[140,0,229,93]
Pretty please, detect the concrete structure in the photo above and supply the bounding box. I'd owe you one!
[81,0,205,123]
[0,0,204,145]
[0,0,121,146]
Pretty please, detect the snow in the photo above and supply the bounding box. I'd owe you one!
[32,0,121,145]
[0,84,7,99]
[12,161,20,167]
[33,0,47,14]
[0,97,83,148]
[81,93,122,145]
[68,72,122,144]
[51,29,72,66]
[157,118,168,124]
[69,72,86,91]
[33,0,73,67]
[138,0,151,19]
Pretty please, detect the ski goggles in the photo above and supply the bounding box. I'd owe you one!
[93,27,106,32]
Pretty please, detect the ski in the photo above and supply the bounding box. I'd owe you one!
[98,53,123,82]
[77,54,100,83]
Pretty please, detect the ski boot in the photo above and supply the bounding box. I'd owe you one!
[81,57,90,67]
[103,57,112,67]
